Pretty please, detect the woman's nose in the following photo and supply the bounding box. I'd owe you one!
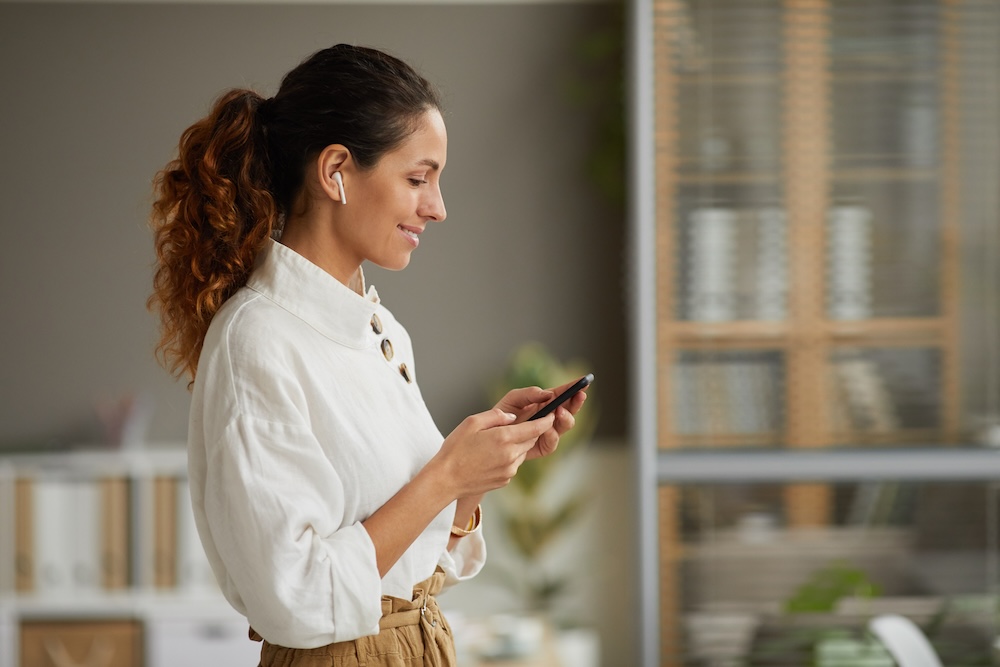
[421,187,446,222]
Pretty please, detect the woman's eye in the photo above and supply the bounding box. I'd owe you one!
[408,178,427,187]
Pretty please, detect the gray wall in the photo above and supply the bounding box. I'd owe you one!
[0,2,627,448]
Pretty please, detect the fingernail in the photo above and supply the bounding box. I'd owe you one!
[504,412,517,420]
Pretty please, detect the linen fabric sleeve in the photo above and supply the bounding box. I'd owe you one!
[437,527,487,591]
[202,414,383,648]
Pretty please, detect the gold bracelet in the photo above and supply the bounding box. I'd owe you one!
[450,504,482,538]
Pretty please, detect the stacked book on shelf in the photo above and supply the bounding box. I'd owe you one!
[19,477,129,594]
[676,203,937,442]
[826,205,873,321]
[0,455,215,598]
[685,206,788,322]
[669,353,915,442]
[174,478,216,592]
[829,354,900,436]
[683,203,876,323]
[671,356,783,439]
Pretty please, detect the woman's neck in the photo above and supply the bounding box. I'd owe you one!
[279,217,364,295]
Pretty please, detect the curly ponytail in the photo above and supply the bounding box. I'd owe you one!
[148,89,277,383]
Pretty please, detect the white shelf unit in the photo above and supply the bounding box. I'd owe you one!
[0,447,260,667]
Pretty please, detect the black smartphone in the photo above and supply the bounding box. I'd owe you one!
[527,373,594,421]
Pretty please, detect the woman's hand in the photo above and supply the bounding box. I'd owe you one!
[432,408,556,501]
[494,381,589,461]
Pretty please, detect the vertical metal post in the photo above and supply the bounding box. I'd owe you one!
[628,0,661,664]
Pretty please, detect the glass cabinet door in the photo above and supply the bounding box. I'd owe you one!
[654,0,1000,455]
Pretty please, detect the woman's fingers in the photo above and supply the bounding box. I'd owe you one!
[494,379,590,424]
[494,386,553,415]
[440,411,555,496]
[498,413,556,446]
[525,392,586,461]
[553,404,577,435]
[475,407,518,429]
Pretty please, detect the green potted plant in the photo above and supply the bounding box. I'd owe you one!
[487,342,598,618]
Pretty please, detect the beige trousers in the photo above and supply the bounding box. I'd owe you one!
[250,569,456,667]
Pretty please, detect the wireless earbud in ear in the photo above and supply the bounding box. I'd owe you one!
[332,171,347,205]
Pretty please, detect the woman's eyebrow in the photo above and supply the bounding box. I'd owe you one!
[417,158,440,171]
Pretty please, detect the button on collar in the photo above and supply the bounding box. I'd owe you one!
[371,314,383,335]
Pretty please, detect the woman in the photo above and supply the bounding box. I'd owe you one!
[148,44,586,666]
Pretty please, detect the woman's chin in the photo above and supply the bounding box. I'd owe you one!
[375,254,413,272]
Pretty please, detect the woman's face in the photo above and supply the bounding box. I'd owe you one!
[337,109,448,273]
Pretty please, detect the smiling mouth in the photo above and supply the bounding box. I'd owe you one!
[398,225,423,246]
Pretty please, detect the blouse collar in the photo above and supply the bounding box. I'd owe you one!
[246,239,382,349]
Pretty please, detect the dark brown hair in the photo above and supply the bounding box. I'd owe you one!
[148,44,441,383]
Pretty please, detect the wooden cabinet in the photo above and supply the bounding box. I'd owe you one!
[632,0,1000,664]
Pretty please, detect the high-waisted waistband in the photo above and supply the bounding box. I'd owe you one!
[251,567,456,666]
[377,567,446,630]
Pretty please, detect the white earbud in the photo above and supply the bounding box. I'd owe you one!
[333,171,347,205]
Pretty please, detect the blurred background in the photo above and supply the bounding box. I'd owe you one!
[1,0,999,666]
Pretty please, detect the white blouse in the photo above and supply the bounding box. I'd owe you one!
[187,239,486,649]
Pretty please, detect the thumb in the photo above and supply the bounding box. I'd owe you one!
[479,407,519,429]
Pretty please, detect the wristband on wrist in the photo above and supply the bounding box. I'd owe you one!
[450,504,482,538]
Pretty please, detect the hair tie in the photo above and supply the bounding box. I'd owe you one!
[257,96,274,124]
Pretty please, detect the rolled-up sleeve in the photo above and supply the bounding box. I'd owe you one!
[437,526,487,590]
[203,416,383,647]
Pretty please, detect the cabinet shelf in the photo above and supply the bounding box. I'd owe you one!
[654,447,1000,484]
[664,433,781,449]
[676,73,781,85]
[664,167,937,185]
[830,166,937,183]
[672,171,781,185]
[662,428,946,451]
[674,71,936,85]
[661,317,949,348]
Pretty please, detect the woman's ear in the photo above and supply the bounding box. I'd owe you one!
[316,145,351,204]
